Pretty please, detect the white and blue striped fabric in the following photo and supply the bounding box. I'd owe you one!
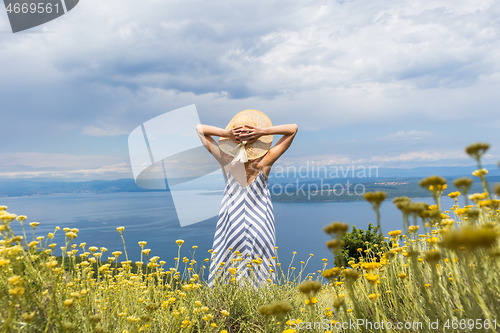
[208,170,276,286]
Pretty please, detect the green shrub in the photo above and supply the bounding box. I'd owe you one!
[342,223,389,264]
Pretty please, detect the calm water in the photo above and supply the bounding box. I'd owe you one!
[1,192,455,277]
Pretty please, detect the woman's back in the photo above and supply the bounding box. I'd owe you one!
[208,166,276,286]
[196,110,297,286]
[219,154,268,187]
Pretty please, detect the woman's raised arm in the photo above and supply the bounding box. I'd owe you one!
[238,124,298,167]
[263,124,298,166]
[196,124,243,162]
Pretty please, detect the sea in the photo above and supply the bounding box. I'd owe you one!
[1,192,455,278]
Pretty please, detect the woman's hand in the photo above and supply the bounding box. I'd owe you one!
[227,126,244,143]
[236,124,264,143]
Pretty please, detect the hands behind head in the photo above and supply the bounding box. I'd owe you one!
[229,124,263,144]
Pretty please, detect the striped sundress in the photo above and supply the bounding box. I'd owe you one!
[208,170,277,286]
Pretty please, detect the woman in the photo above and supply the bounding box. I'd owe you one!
[196,109,297,286]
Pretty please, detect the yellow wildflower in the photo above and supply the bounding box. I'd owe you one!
[8,275,22,286]
[388,230,402,237]
[258,302,292,316]
[46,260,58,268]
[472,169,488,177]
[364,191,387,207]
[361,262,381,270]
[465,143,489,160]
[364,273,379,284]
[64,299,74,307]
[16,215,27,222]
[332,297,344,309]
[424,250,441,263]
[286,319,303,326]
[427,237,440,244]
[454,177,473,194]
[305,297,318,305]
[21,312,35,322]
[297,281,321,295]
[343,269,360,281]
[9,287,25,296]
[440,226,499,250]
[323,222,349,236]
[408,225,419,233]
[322,267,341,279]
[420,176,447,192]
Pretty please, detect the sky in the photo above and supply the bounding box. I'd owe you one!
[1,0,499,181]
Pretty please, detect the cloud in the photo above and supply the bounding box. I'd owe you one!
[81,125,129,137]
[275,149,499,168]
[365,150,466,163]
[3,0,500,98]
[0,163,131,179]
[276,154,353,167]
[378,130,432,141]
[0,152,132,179]
[1,0,499,177]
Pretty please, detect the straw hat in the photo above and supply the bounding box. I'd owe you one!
[219,109,273,161]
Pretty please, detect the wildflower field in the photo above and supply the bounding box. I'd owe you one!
[1,143,500,333]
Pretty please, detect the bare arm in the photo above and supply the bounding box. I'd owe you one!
[263,124,298,166]
[261,124,298,137]
[196,124,242,162]
[238,124,298,167]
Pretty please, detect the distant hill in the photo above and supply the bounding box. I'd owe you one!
[376,164,499,178]
[0,178,148,197]
[0,164,498,200]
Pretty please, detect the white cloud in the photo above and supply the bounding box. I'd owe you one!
[0,152,123,169]
[379,130,431,141]
[366,150,466,163]
[1,0,499,175]
[0,163,131,179]
[81,125,129,137]
[276,154,353,167]
[276,150,499,168]
[3,0,499,99]
[0,152,132,179]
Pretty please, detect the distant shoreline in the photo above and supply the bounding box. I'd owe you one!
[1,163,498,202]
[1,175,495,203]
